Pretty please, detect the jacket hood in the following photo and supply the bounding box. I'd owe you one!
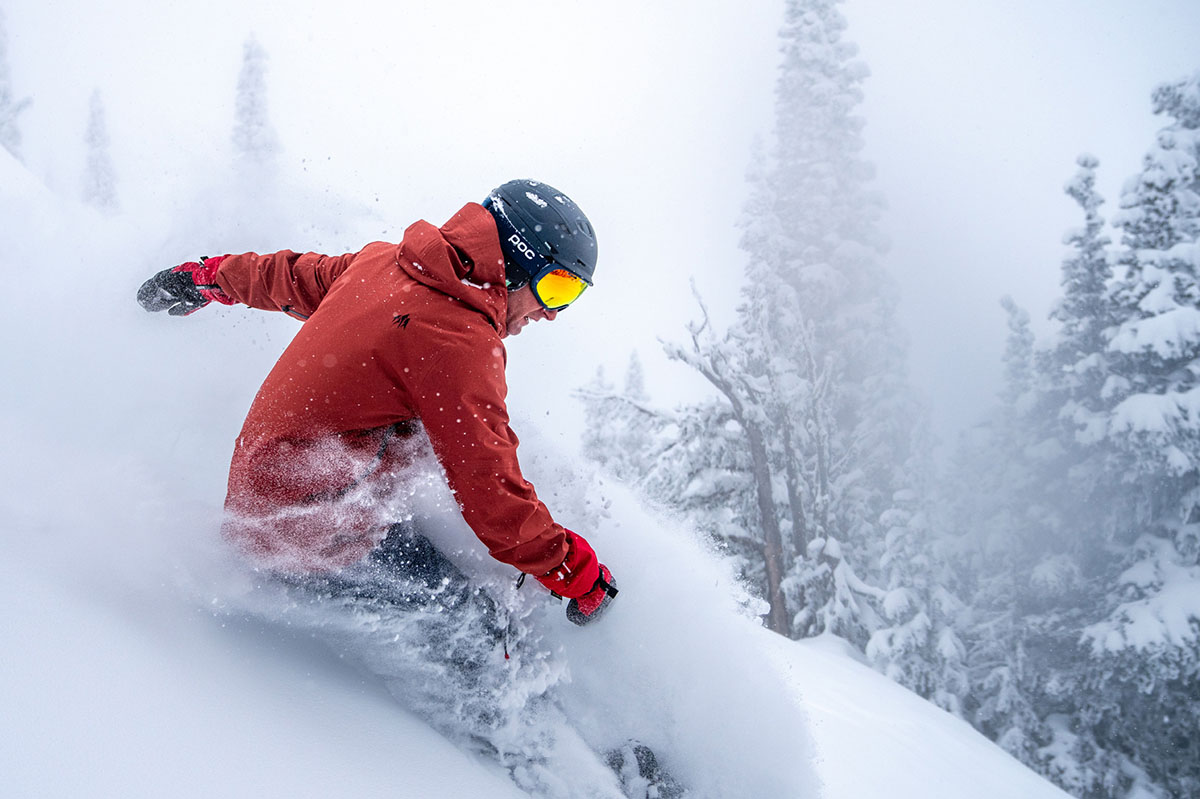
[396,202,510,334]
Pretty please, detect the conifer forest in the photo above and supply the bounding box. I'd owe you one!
[578,4,1200,797]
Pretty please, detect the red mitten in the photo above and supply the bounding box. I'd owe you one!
[566,564,618,626]
[534,530,618,626]
[138,256,234,316]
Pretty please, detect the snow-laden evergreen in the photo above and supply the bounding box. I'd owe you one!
[941,70,1200,799]
[944,295,1079,777]
[0,7,31,160]
[866,480,968,716]
[82,89,117,211]
[576,354,658,486]
[1077,69,1200,799]
[232,34,279,168]
[1049,154,1114,451]
[580,0,954,713]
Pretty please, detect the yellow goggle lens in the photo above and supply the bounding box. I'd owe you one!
[534,268,588,309]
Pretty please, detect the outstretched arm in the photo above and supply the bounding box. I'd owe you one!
[137,250,357,319]
[212,250,356,318]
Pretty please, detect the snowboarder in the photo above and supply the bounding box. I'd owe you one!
[138,179,691,799]
[137,179,618,626]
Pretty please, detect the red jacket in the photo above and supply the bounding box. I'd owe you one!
[214,202,570,577]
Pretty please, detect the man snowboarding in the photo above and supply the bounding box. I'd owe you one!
[138,179,617,625]
[137,180,689,798]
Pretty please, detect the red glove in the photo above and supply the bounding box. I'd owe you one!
[137,256,235,316]
[566,564,618,626]
[535,530,618,626]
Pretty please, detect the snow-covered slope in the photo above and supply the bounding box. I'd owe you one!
[0,529,1072,799]
[0,556,526,799]
[771,635,1073,798]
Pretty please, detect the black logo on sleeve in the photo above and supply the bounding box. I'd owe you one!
[392,313,411,329]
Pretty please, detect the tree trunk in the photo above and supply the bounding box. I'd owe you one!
[745,419,790,636]
[680,328,791,637]
[780,419,808,564]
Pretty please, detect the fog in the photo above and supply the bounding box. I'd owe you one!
[5,4,1200,796]
[843,0,1200,441]
[6,1,1198,447]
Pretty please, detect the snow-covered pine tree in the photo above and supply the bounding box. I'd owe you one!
[576,353,661,484]
[82,90,117,211]
[617,0,923,646]
[935,76,1200,798]
[578,366,619,465]
[997,156,1136,796]
[232,35,279,167]
[0,7,32,160]
[1038,154,1117,558]
[1076,68,1200,799]
[957,73,1200,799]
[1000,296,1036,408]
[767,0,920,646]
[1103,70,1200,541]
[950,298,1052,762]
[1050,155,1113,420]
[941,290,1106,782]
[866,475,969,715]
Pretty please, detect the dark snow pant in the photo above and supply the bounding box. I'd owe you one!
[283,521,510,678]
[313,522,495,611]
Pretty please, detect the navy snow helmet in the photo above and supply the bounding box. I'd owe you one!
[483,179,598,291]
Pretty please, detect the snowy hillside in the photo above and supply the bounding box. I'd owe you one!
[0,149,1072,798]
[0,523,1071,799]
[0,556,528,799]
[774,635,1073,799]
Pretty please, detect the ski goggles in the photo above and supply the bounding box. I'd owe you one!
[528,264,589,311]
[504,252,590,310]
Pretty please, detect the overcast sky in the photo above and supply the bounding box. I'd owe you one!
[6,0,1199,450]
[843,0,1200,440]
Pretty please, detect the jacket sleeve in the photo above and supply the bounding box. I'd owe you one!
[409,336,569,578]
[214,250,357,318]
